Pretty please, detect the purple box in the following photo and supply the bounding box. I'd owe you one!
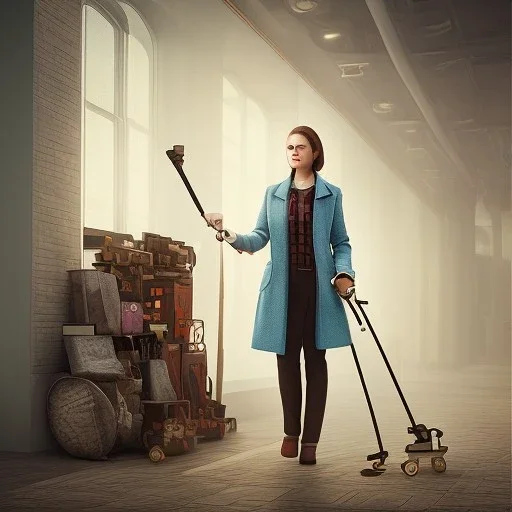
[121,302,143,335]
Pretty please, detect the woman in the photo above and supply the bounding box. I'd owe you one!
[205,126,355,465]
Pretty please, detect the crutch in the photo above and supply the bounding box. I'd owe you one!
[165,146,241,405]
[342,287,448,476]
[341,287,388,470]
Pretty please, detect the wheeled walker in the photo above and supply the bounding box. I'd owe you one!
[342,287,448,477]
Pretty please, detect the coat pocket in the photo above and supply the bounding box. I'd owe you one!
[259,261,272,292]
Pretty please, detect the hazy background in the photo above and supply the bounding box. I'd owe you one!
[81,0,511,399]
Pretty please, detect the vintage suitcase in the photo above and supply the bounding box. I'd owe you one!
[142,232,174,255]
[142,277,193,342]
[179,319,207,412]
[180,320,237,438]
[159,320,201,402]
[163,340,185,401]
[68,270,121,335]
[182,351,231,439]
[101,236,153,266]
[83,227,134,250]
[64,335,126,382]
[121,302,143,335]
[137,359,178,402]
[173,278,193,340]
[168,243,189,267]
[182,351,209,415]
[142,233,192,268]
[142,280,174,326]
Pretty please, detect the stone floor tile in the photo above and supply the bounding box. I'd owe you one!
[435,491,511,509]
[277,485,356,505]
[0,364,509,512]
[396,492,445,510]
[189,484,291,506]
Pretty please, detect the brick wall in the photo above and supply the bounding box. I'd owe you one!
[31,0,82,449]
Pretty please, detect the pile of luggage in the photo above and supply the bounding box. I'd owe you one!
[47,229,236,463]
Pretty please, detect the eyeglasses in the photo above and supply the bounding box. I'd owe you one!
[287,144,308,151]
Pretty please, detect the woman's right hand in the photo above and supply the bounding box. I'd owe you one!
[204,212,223,231]
[204,212,241,249]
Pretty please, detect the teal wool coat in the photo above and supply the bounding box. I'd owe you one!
[230,173,355,355]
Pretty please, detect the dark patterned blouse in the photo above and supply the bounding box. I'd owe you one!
[288,183,315,270]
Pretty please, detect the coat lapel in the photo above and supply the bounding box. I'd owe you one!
[273,175,292,201]
[314,174,333,200]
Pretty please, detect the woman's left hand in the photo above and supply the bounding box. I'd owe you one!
[335,277,354,297]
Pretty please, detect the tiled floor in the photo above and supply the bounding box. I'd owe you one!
[0,363,510,512]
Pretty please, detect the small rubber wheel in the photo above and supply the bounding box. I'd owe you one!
[149,446,165,463]
[372,461,382,470]
[401,459,419,476]
[431,457,446,473]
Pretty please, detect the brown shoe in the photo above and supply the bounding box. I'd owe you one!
[281,436,299,458]
[299,443,317,465]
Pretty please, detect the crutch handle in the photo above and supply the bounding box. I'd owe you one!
[343,291,367,332]
[341,285,356,299]
[345,297,366,331]
[215,230,243,254]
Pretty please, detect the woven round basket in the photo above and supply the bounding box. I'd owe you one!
[47,376,117,460]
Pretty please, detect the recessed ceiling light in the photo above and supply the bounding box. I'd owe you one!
[289,0,318,13]
[406,146,427,155]
[337,62,369,78]
[373,102,394,114]
[323,33,341,40]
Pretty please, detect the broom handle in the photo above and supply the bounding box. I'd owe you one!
[216,241,224,403]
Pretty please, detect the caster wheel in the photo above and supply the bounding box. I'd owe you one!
[372,461,383,470]
[431,457,446,473]
[149,446,165,463]
[401,459,419,477]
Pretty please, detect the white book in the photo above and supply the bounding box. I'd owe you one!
[62,324,96,336]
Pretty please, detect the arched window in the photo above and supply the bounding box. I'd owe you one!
[82,0,154,259]
[119,1,153,239]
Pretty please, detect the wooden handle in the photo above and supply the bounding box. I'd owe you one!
[216,242,224,403]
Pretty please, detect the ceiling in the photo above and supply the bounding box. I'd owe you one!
[224,0,511,213]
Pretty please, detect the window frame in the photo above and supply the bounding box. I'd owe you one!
[81,0,156,240]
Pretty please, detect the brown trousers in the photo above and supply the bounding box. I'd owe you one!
[276,266,328,444]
